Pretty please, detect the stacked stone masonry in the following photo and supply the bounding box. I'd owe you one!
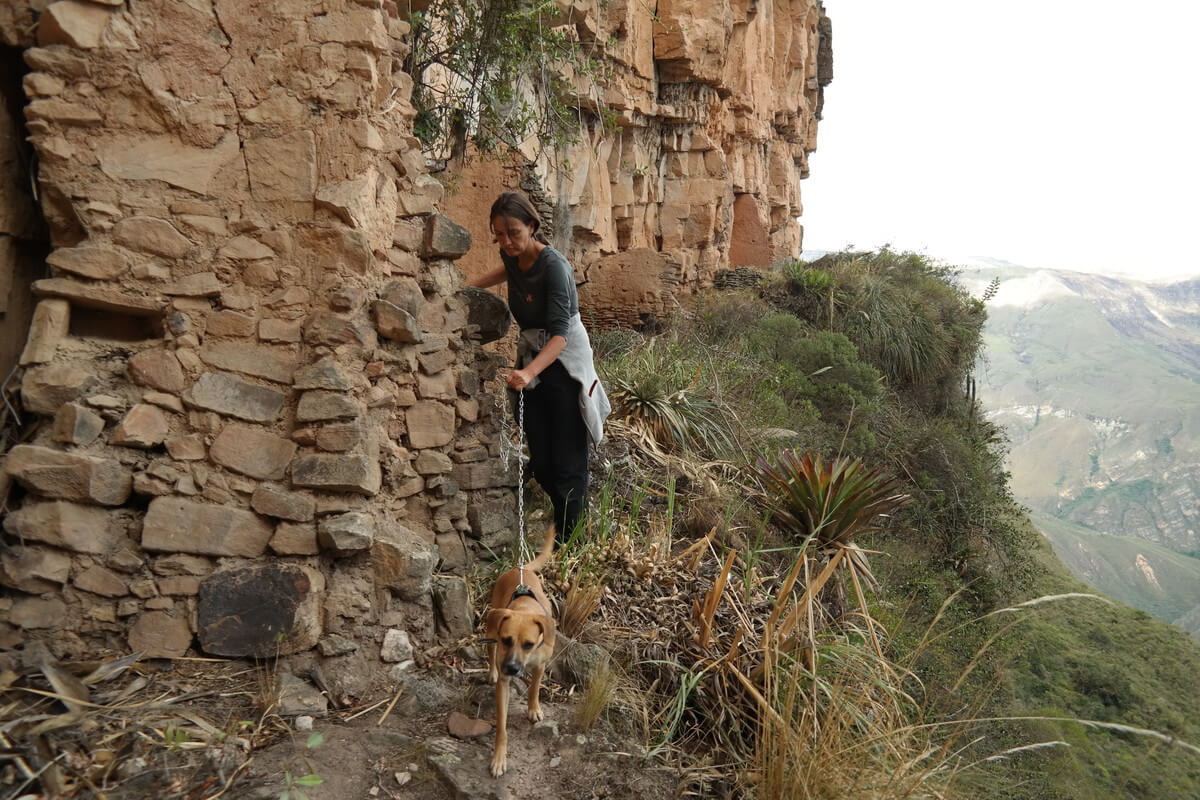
[0,0,828,692]
[0,0,517,695]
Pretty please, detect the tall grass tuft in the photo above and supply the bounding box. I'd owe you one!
[574,659,620,732]
[560,579,604,639]
[608,372,738,460]
[754,632,952,800]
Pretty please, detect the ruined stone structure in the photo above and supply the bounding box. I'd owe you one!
[0,0,829,695]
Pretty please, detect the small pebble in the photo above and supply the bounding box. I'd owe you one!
[295,715,314,731]
[395,772,412,786]
[389,660,416,680]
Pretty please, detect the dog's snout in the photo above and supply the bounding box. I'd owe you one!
[502,660,522,677]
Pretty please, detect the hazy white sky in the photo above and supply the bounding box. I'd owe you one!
[799,0,1200,280]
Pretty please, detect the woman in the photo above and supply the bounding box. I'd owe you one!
[468,191,610,542]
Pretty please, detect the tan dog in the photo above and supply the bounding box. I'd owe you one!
[482,525,557,778]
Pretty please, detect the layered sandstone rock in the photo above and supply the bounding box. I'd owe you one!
[0,0,830,682]
[445,0,832,330]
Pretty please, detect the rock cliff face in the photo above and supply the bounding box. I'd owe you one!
[0,0,830,682]
[0,0,515,689]
[443,0,832,329]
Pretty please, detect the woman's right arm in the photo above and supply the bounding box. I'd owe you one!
[468,266,507,289]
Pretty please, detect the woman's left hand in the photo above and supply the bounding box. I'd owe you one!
[507,368,534,391]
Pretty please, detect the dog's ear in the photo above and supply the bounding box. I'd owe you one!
[484,609,511,641]
[534,615,556,651]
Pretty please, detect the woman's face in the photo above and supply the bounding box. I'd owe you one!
[491,215,537,259]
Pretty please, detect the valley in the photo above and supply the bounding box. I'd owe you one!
[959,263,1200,636]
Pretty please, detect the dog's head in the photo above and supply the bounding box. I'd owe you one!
[484,608,556,677]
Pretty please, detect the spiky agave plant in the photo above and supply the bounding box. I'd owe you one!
[754,451,908,550]
[753,451,910,657]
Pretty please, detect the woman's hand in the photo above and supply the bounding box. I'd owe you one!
[507,368,534,391]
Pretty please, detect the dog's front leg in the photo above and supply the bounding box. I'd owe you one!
[526,661,545,722]
[490,675,509,777]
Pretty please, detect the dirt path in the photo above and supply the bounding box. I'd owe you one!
[233,664,677,800]
[0,645,681,800]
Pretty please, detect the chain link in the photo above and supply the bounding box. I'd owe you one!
[495,388,531,569]
[517,389,527,565]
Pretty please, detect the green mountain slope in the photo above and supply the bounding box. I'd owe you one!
[879,517,1200,799]
[1032,511,1200,634]
[991,532,1200,799]
[958,264,1200,636]
[786,252,1200,797]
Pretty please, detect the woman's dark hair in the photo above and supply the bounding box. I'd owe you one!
[490,191,550,244]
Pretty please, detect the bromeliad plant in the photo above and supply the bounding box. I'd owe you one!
[752,450,910,658]
[753,450,909,549]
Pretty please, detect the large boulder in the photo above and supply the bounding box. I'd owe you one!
[460,286,511,344]
[197,563,325,657]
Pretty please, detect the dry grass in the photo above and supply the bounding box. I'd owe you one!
[0,655,270,798]
[573,659,619,732]
[753,629,952,800]
[543,443,1200,800]
[0,632,382,800]
[560,580,605,640]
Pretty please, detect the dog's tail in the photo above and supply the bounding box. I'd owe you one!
[524,524,556,573]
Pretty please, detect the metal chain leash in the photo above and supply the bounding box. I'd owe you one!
[496,387,532,577]
[516,389,529,574]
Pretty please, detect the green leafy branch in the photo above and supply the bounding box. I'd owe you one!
[404,0,611,163]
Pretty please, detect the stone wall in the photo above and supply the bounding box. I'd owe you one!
[0,0,831,695]
[0,0,513,697]
[0,38,49,399]
[445,0,832,330]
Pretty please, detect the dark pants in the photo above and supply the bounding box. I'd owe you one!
[514,360,588,542]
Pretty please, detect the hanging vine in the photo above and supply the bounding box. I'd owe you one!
[403,0,611,165]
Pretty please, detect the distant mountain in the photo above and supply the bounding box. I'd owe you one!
[1032,512,1200,639]
[957,263,1200,635]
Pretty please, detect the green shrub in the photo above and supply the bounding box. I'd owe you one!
[404,0,605,159]
[746,317,882,454]
[692,290,773,347]
[786,249,987,414]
